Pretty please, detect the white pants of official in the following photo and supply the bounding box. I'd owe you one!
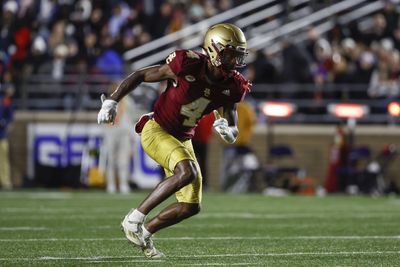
[102,127,133,194]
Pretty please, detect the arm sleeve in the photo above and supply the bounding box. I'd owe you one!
[233,71,252,102]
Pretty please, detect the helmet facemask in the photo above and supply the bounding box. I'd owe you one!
[221,44,248,69]
[209,41,248,70]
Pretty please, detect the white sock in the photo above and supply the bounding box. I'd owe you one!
[127,209,146,223]
[142,225,152,239]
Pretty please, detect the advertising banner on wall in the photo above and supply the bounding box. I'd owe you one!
[27,123,161,188]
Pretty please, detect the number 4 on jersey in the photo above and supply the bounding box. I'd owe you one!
[180,97,211,127]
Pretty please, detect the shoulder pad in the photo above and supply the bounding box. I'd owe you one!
[185,50,201,60]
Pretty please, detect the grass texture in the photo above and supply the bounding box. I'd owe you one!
[0,190,399,266]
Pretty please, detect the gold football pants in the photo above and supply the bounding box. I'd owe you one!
[140,119,202,203]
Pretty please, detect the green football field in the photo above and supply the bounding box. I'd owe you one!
[0,190,399,266]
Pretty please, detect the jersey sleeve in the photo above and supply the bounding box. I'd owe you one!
[166,50,201,76]
[232,71,252,102]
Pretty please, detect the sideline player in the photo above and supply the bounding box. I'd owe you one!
[97,23,251,257]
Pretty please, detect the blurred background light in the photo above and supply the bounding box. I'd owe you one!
[388,102,400,117]
[261,102,296,118]
[328,103,369,119]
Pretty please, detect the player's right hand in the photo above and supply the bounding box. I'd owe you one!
[97,94,118,124]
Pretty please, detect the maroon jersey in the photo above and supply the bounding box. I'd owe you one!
[153,49,250,140]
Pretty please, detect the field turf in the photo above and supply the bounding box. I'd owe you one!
[0,190,399,266]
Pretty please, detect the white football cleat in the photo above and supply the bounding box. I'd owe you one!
[121,209,145,247]
[142,235,165,258]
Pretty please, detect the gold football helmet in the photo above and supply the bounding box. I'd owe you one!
[203,23,248,69]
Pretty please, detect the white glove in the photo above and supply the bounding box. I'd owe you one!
[213,110,237,144]
[97,94,118,124]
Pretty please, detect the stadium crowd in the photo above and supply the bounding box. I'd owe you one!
[248,1,400,102]
[0,0,247,99]
[0,0,400,109]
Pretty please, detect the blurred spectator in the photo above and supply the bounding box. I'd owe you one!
[99,90,136,194]
[305,27,320,62]
[117,29,136,55]
[38,43,69,80]
[168,2,187,33]
[382,0,399,39]
[362,14,388,45]
[89,6,107,34]
[188,0,204,23]
[37,0,58,25]
[0,83,14,190]
[151,2,173,38]
[281,39,313,101]
[27,36,48,74]
[250,50,280,84]
[203,0,218,18]
[0,1,17,55]
[48,20,67,53]
[312,38,333,100]
[327,22,347,48]
[80,31,100,68]
[218,0,234,13]
[95,36,124,81]
[108,2,130,38]
[340,38,360,75]
[331,51,351,84]
[352,51,376,99]
[35,43,70,109]
[368,50,400,99]
[282,39,313,84]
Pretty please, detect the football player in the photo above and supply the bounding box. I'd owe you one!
[97,23,251,258]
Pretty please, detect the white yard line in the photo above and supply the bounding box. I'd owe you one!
[196,212,400,219]
[0,192,74,199]
[0,238,125,242]
[0,192,140,200]
[86,260,164,263]
[1,212,399,220]
[0,207,125,213]
[0,227,48,231]
[177,264,260,266]
[0,215,119,220]
[0,225,113,231]
[181,251,400,257]
[0,251,399,262]
[0,235,400,242]
[172,221,400,229]
[156,236,400,240]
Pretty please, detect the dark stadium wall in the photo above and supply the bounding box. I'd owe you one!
[7,111,400,192]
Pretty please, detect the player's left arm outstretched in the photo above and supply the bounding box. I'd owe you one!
[97,64,176,125]
[213,102,239,144]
